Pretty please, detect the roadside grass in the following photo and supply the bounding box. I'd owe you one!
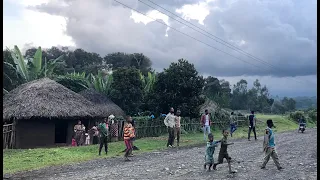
[4,114,299,174]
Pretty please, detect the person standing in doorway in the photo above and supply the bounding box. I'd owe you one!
[261,119,283,170]
[201,109,212,141]
[98,118,109,156]
[248,111,257,141]
[164,107,176,148]
[91,122,99,145]
[74,120,85,146]
[175,110,182,147]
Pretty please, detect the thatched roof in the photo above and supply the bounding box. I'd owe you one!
[79,88,125,117]
[3,78,102,120]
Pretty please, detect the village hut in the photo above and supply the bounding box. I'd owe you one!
[3,78,102,149]
[79,89,125,142]
[78,88,125,117]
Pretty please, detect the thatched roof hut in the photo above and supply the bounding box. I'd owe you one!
[3,78,101,120]
[79,88,125,117]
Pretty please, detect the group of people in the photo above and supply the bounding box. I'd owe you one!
[72,116,114,156]
[71,115,139,161]
[163,107,181,147]
[72,108,284,172]
[203,110,283,174]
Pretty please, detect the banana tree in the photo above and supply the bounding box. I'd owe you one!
[6,45,64,84]
[54,72,89,93]
[139,71,156,94]
[88,71,113,95]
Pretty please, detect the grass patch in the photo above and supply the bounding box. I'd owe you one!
[4,114,299,174]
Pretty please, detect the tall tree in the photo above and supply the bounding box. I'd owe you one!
[109,67,143,115]
[104,52,152,75]
[231,79,248,110]
[153,59,205,117]
[281,97,296,111]
[203,76,221,99]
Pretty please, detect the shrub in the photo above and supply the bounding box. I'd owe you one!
[289,111,304,122]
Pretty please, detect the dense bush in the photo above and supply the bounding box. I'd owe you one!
[289,111,304,122]
[289,109,317,123]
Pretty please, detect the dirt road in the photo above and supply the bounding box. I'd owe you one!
[7,129,317,180]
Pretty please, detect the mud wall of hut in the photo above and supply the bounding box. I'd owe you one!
[15,119,55,149]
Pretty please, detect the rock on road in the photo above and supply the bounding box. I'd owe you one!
[8,129,317,180]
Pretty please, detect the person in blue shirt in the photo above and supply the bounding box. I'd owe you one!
[261,119,283,170]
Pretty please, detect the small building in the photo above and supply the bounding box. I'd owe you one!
[3,78,103,149]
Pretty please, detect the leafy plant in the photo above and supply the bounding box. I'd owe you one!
[5,45,64,85]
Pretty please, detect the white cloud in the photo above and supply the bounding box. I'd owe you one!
[175,1,211,25]
[130,10,170,36]
[3,0,74,49]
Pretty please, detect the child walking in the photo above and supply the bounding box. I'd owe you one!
[123,116,135,161]
[175,110,181,147]
[230,112,237,137]
[204,133,221,171]
[212,129,236,174]
[98,118,109,156]
[261,119,283,170]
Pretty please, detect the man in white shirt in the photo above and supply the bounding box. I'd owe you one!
[201,109,212,141]
[164,107,176,147]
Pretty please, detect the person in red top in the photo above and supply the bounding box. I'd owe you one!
[201,109,212,141]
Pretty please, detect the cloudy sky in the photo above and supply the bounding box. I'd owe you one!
[4,0,317,97]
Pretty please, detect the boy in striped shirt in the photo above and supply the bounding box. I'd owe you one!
[123,116,135,161]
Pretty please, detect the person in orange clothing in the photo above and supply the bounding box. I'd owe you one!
[123,116,135,161]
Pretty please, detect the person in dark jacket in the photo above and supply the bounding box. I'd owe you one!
[248,111,257,141]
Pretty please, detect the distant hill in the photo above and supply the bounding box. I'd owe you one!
[293,96,317,110]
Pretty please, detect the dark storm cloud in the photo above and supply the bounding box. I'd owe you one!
[31,0,316,78]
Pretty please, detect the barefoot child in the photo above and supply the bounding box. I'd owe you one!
[204,133,221,171]
[213,129,236,174]
[123,116,135,161]
[261,119,283,170]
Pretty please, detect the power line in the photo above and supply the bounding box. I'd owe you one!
[138,0,314,86]
[114,0,267,70]
[141,0,277,69]
[113,0,313,86]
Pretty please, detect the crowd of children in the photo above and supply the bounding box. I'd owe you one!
[70,109,283,175]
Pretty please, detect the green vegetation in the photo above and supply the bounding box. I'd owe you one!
[294,96,317,110]
[4,114,301,174]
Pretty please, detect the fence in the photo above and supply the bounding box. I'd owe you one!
[3,123,15,149]
[115,115,248,140]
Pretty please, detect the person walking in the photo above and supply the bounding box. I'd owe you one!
[261,119,283,170]
[230,112,237,137]
[98,118,109,156]
[248,111,257,141]
[123,116,135,161]
[204,133,221,171]
[201,109,212,141]
[164,107,176,148]
[212,129,236,174]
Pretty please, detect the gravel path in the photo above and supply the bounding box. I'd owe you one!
[6,129,317,180]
